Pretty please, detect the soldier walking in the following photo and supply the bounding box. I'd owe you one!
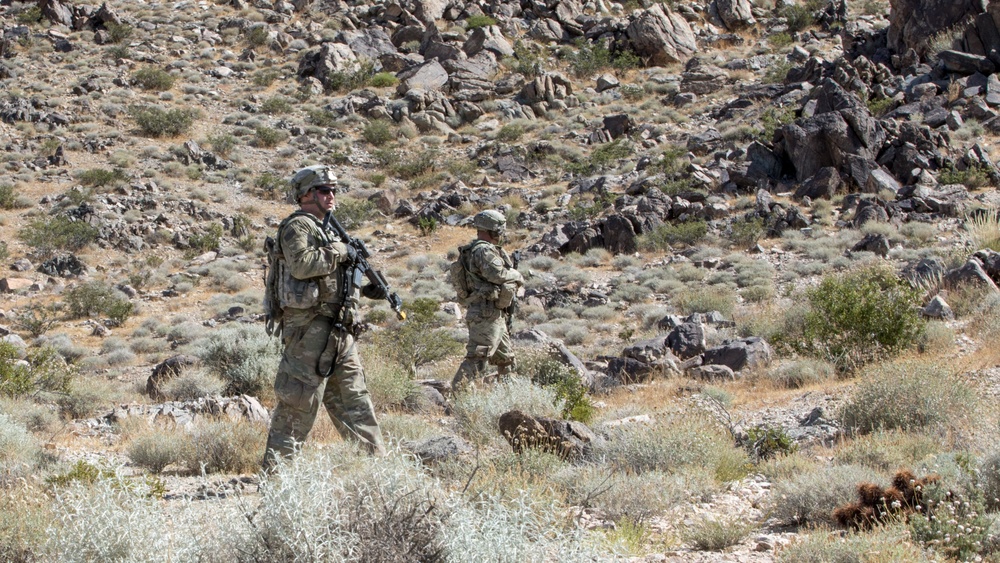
[262,165,387,471]
[451,210,524,391]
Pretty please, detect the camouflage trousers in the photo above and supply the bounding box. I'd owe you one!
[262,314,385,471]
[452,302,515,390]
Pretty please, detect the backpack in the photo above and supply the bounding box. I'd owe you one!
[448,240,489,302]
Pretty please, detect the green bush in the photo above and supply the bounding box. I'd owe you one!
[254,171,286,200]
[519,354,595,423]
[106,22,134,44]
[252,68,281,87]
[260,97,292,115]
[786,263,925,371]
[131,67,175,91]
[65,281,134,326]
[939,164,989,189]
[417,216,438,236]
[744,425,797,462]
[370,298,462,376]
[127,427,187,473]
[369,72,398,88]
[838,361,975,436]
[244,26,270,48]
[206,133,237,157]
[253,126,287,148]
[568,139,633,175]
[453,378,560,446]
[78,167,128,189]
[763,358,835,389]
[130,106,198,137]
[729,216,765,248]
[684,517,754,551]
[639,220,709,250]
[187,223,223,253]
[0,242,7,265]
[496,123,525,143]
[507,40,543,78]
[465,15,498,29]
[778,527,931,562]
[198,324,280,397]
[833,430,941,472]
[335,197,376,230]
[362,120,394,146]
[19,216,99,257]
[0,183,17,209]
[781,4,815,32]
[12,303,61,337]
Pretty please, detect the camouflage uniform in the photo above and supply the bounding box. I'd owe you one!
[452,239,524,389]
[262,210,385,471]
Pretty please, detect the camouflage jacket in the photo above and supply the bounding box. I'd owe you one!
[277,210,355,327]
[462,239,523,306]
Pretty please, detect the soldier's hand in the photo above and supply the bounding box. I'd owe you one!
[361,283,388,300]
[329,242,356,263]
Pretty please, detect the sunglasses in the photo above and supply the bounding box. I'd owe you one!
[315,187,336,195]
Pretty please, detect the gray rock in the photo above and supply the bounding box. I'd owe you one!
[702,337,772,372]
[596,73,619,92]
[795,166,842,200]
[938,50,996,75]
[923,295,954,320]
[406,435,472,464]
[713,0,756,30]
[667,322,706,359]
[396,60,449,94]
[462,25,513,58]
[626,3,697,66]
[498,410,596,459]
[887,0,982,57]
[865,167,902,194]
[688,364,737,381]
[850,233,890,257]
[945,258,1000,293]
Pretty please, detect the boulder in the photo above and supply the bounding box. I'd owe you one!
[0,278,35,293]
[405,435,472,464]
[41,0,73,27]
[795,166,842,200]
[463,25,513,58]
[104,395,269,427]
[603,214,638,254]
[922,295,954,320]
[850,233,890,257]
[702,337,772,371]
[666,322,706,359]
[498,410,596,459]
[712,0,756,30]
[945,258,1000,292]
[688,364,737,381]
[626,3,697,66]
[887,0,985,57]
[396,60,449,94]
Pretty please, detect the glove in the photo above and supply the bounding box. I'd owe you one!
[329,242,357,263]
[362,283,388,300]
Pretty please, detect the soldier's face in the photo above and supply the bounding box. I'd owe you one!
[311,186,336,212]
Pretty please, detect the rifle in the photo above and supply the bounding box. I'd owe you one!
[504,250,522,333]
[323,212,406,321]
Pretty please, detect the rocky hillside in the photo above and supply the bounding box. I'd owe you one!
[3,0,1000,560]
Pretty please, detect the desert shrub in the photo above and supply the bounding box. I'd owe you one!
[453,378,559,446]
[964,206,1000,252]
[77,167,127,189]
[771,464,882,525]
[672,285,736,316]
[684,516,755,551]
[832,430,941,472]
[465,15,497,29]
[593,411,749,480]
[324,60,378,93]
[909,478,993,561]
[131,67,175,91]
[0,484,50,562]
[12,303,61,337]
[729,215,765,248]
[187,223,223,253]
[127,426,187,473]
[0,242,6,264]
[785,263,924,371]
[64,281,133,325]
[182,419,266,474]
[370,298,462,376]
[867,95,894,117]
[19,216,99,257]
[0,412,45,486]
[335,197,376,230]
[0,345,73,399]
[496,123,525,143]
[160,369,225,401]
[206,133,237,157]
[130,105,197,137]
[939,164,989,190]
[554,466,713,524]
[763,358,836,389]
[105,22,134,43]
[197,324,279,397]
[567,139,633,175]
[362,120,394,146]
[777,526,931,562]
[253,126,287,148]
[781,3,816,32]
[639,220,708,249]
[259,96,292,115]
[519,354,595,423]
[15,5,41,25]
[0,183,17,209]
[838,361,975,436]
[369,72,398,88]
[57,376,128,419]
[744,424,797,462]
[254,171,286,200]
[364,350,419,411]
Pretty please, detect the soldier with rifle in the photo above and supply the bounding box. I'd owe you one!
[450,210,524,391]
[262,165,402,470]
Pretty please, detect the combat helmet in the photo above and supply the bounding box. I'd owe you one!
[472,209,506,234]
[289,165,337,202]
